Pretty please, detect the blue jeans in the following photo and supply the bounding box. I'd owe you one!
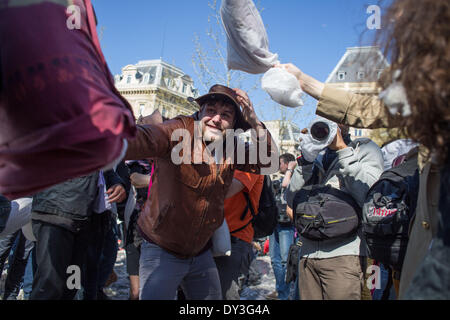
[0,230,34,300]
[214,237,253,300]
[22,247,36,299]
[371,263,397,300]
[269,224,295,300]
[98,217,119,289]
[139,241,222,300]
[82,211,117,299]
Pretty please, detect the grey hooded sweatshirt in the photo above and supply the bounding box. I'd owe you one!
[286,138,384,259]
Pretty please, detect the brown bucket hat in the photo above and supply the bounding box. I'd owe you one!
[189,84,252,131]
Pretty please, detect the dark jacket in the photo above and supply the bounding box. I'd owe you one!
[125,114,276,259]
[403,153,450,299]
[31,170,125,232]
[114,161,133,221]
[0,194,11,233]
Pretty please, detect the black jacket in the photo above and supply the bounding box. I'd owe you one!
[31,170,125,232]
[0,194,11,234]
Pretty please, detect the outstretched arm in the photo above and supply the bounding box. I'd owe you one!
[275,63,401,129]
[281,161,297,188]
[125,118,186,161]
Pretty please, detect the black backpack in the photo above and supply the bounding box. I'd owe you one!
[292,185,361,241]
[362,152,419,271]
[230,175,278,239]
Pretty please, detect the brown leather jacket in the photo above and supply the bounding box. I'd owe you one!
[125,114,276,258]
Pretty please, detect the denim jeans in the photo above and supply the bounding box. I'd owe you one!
[22,247,36,299]
[82,212,111,299]
[0,230,34,300]
[269,224,295,300]
[292,232,301,300]
[371,263,397,300]
[139,240,222,300]
[98,216,119,289]
[31,220,90,300]
[214,237,253,300]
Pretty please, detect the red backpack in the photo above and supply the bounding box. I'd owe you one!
[0,0,136,199]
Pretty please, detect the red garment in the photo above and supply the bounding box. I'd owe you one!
[224,171,263,243]
[263,238,270,254]
[0,0,136,199]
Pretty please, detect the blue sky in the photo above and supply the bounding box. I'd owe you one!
[92,0,383,129]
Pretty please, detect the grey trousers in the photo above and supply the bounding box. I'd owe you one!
[139,240,222,300]
[214,237,253,300]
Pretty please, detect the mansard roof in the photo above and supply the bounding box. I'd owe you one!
[326,46,389,83]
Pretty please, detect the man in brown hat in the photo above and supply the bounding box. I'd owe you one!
[124,84,278,300]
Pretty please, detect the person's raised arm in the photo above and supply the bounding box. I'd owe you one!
[232,89,279,175]
[281,161,297,188]
[275,64,325,100]
[125,118,186,161]
[275,63,401,129]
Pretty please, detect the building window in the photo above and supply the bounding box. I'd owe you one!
[182,83,187,94]
[357,71,365,80]
[143,74,149,84]
[127,75,132,84]
[139,104,145,116]
[338,71,346,81]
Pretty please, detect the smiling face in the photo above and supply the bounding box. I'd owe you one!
[199,99,236,142]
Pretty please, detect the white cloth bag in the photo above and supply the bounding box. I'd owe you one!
[261,68,304,107]
[220,0,279,74]
[220,0,303,107]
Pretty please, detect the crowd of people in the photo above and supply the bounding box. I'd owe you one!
[0,0,449,300]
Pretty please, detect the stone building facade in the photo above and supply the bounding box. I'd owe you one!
[115,59,200,120]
